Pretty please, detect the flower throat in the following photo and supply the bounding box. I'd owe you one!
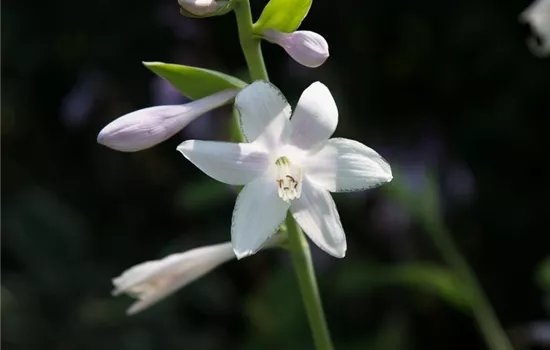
[275,156,303,202]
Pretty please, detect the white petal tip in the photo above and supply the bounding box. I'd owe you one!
[325,246,346,259]
[234,249,253,260]
[126,304,143,316]
[176,140,193,155]
[335,250,346,259]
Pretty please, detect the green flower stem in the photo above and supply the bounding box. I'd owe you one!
[233,0,269,82]
[285,213,334,350]
[233,1,334,348]
[427,220,513,350]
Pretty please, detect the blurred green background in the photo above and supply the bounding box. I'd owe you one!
[2,0,549,349]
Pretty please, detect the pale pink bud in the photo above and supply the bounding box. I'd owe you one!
[97,89,237,152]
[177,0,218,16]
[263,29,329,68]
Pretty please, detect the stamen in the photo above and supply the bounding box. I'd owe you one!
[274,157,302,202]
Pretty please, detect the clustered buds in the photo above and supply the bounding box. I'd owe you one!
[103,0,335,316]
[263,29,329,68]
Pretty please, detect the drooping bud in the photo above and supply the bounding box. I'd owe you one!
[112,242,235,315]
[112,235,283,314]
[263,29,329,68]
[97,89,237,152]
[177,0,217,16]
[520,0,550,56]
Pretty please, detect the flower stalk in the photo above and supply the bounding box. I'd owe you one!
[233,1,334,348]
[286,212,334,350]
[233,0,269,82]
[426,219,513,350]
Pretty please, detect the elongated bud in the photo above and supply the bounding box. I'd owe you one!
[112,234,283,314]
[178,0,217,15]
[97,89,237,152]
[113,242,235,315]
[520,0,550,56]
[263,29,329,68]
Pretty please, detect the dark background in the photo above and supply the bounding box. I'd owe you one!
[2,0,549,349]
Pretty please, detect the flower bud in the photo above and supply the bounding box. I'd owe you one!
[177,0,217,16]
[97,89,237,152]
[112,242,235,315]
[520,0,550,56]
[263,29,329,68]
[112,235,282,314]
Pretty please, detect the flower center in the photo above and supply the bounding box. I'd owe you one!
[275,156,303,202]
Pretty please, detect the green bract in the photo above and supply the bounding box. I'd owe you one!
[144,62,247,100]
[253,0,312,34]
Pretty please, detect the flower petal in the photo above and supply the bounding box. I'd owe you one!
[289,82,338,152]
[235,81,292,151]
[97,89,237,152]
[177,140,270,185]
[304,138,392,192]
[232,175,290,259]
[290,179,346,258]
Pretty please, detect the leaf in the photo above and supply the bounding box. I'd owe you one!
[337,262,473,310]
[144,62,247,100]
[253,0,312,34]
[536,257,550,291]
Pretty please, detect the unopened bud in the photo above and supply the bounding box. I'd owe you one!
[97,89,237,152]
[263,29,329,68]
[112,234,283,314]
[178,0,217,16]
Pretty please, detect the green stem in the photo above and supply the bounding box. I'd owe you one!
[232,1,333,348]
[233,0,269,82]
[286,213,334,350]
[427,221,513,350]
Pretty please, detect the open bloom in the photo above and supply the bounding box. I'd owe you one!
[178,81,392,259]
[113,242,235,315]
[520,0,550,56]
[97,89,237,152]
[263,29,329,68]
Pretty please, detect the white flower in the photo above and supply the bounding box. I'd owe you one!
[97,89,237,152]
[178,0,217,16]
[113,242,235,315]
[177,81,392,259]
[520,0,550,56]
[263,29,329,68]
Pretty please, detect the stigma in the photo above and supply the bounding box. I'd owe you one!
[275,157,303,202]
